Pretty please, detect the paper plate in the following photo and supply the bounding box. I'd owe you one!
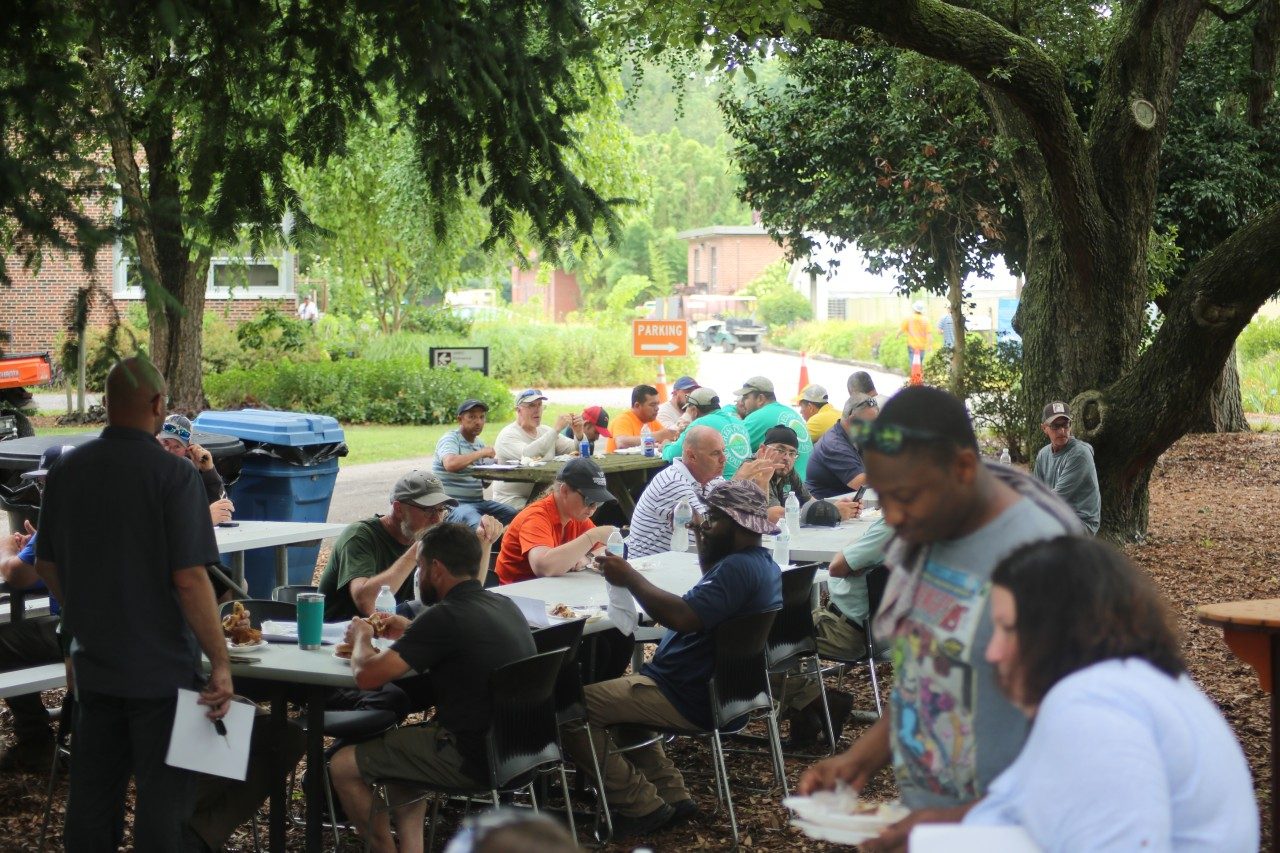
[783,794,907,834]
[225,639,268,651]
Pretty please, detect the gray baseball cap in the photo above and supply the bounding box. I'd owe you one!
[390,471,457,508]
[733,376,775,397]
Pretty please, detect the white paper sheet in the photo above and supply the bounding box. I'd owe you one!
[165,690,254,781]
[607,582,638,636]
[507,595,551,629]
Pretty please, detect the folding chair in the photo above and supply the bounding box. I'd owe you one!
[821,564,889,717]
[37,690,73,851]
[271,584,319,604]
[363,649,572,852]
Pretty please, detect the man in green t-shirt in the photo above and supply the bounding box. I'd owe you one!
[317,471,502,620]
[660,387,753,477]
[735,375,815,478]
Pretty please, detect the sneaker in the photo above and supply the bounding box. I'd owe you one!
[667,798,700,826]
[610,803,675,837]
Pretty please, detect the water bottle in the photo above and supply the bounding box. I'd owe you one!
[374,584,396,650]
[579,437,591,457]
[606,529,626,559]
[641,423,655,457]
[774,522,791,569]
[784,487,801,535]
[671,498,693,552]
[999,447,1012,465]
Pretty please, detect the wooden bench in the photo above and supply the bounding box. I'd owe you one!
[0,664,66,700]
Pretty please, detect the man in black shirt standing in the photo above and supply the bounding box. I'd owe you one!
[329,522,535,853]
[35,356,231,850]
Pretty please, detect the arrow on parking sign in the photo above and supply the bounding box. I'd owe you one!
[639,342,680,353]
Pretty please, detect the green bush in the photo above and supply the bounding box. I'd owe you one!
[350,323,698,388]
[1241,350,1280,415]
[1238,316,1280,362]
[772,321,907,371]
[58,317,149,392]
[757,288,813,328]
[924,335,1027,460]
[204,359,513,425]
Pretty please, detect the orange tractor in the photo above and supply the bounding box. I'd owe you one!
[0,352,52,441]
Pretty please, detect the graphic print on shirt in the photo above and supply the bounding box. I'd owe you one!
[891,557,985,801]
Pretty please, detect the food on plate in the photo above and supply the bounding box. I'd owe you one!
[366,612,390,638]
[334,642,354,659]
[221,601,262,646]
[548,603,577,619]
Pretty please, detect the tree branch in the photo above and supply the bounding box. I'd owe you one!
[816,0,1106,288]
[1206,0,1265,22]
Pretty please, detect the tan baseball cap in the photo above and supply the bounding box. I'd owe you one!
[794,384,828,405]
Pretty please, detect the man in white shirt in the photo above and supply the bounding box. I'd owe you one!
[492,389,586,508]
[655,376,699,432]
[297,293,318,323]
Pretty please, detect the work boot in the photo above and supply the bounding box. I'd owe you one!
[785,690,854,750]
[610,802,675,838]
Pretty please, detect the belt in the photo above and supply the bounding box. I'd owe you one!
[826,602,865,630]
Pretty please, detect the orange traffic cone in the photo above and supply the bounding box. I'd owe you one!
[798,351,811,395]
[655,359,668,403]
[910,351,924,386]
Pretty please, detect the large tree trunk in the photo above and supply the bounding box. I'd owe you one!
[1188,348,1250,433]
[939,239,967,398]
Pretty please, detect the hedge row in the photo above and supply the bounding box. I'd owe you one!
[772,321,910,373]
[204,359,513,425]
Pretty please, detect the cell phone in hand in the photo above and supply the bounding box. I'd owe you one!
[853,486,867,502]
[217,521,239,528]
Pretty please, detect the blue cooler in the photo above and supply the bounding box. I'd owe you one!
[194,410,347,597]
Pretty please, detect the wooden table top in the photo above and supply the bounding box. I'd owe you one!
[1197,599,1280,630]
[466,453,667,483]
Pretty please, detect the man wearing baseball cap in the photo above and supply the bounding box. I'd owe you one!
[660,387,753,477]
[0,445,70,771]
[567,481,784,836]
[561,405,612,452]
[735,375,815,478]
[656,376,699,432]
[493,458,619,585]
[318,470,502,620]
[1032,401,1100,534]
[492,390,586,509]
[795,384,839,444]
[433,399,519,527]
[159,414,227,505]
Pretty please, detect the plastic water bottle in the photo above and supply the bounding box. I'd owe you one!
[606,529,626,559]
[784,487,801,535]
[774,522,791,569]
[374,584,396,650]
[671,498,693,552]
[1000,447,1012,465]
[641,423,655,457]
[579,437,591,457]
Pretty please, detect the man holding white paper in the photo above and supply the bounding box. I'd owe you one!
[34,356,233,851]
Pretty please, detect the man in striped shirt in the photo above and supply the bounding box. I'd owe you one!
[433,399,518,527]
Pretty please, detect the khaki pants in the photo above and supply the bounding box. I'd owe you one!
[560,675,696,817]
[770,668,821,714]
[813,606,868,660]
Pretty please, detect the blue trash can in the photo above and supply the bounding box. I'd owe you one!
[194,410,347,597]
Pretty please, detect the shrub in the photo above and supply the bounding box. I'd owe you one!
[1238,316,1280,362]
[58,317,148,392]
[924,335,1027,460]
[757,288,813,328]
[204,359,513,425]
[1241,350,1280,415]
[772,321,906,370]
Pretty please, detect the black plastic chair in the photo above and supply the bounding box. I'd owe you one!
[37,690,73,851]
[821,564,890,717]
[604,608,783,847]
[364,648,572,852]
[220,598,296,628]
[271,585,318,604]
[766,562,841,755]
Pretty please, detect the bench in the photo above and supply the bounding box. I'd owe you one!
[0,664,66,700]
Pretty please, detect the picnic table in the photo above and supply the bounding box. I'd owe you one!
[768,515,878,563]
[466,452,668,520]
[215,520,349,591]
[1196,598,1280,844]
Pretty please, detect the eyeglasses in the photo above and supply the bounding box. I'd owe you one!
[846,419,951,455]
[407,502,450,515]
[850,399,879,413]
[764,444,799,459]
[1045,421,1070,431]
[162,422,191,442]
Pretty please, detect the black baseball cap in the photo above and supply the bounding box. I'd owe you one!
[556,458,616,505]
[457,399,489,416]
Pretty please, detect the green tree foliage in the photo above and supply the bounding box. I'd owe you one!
[746,260,811,328]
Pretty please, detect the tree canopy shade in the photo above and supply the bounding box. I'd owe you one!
[606,0,1280,539]
[3,0,620,406]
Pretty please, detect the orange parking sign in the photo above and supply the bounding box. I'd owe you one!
[632,320,688,358]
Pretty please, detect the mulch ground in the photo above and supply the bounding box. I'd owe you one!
[0,432,1274,850]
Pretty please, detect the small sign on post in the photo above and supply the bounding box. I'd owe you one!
[429,347,490,375]
[631,320,688,358]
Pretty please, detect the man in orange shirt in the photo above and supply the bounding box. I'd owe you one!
[606,385,678,453]
[901,300,933,365]
[495,458,620,585]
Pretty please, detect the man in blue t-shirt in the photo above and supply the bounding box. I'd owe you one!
[566,481,783,838]
[805,392,880,498]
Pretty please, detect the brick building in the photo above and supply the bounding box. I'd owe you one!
[509,263,582,321]
[1,237,299,355]
[677,225,786,294]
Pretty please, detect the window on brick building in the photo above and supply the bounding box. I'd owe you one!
[827,298,848,320]
[709,246,718,289]
[693,248,701,284]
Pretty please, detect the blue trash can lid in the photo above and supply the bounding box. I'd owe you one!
[193,409,345,447]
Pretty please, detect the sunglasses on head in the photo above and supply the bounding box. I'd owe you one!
[162,422,192,442]
[846,419,951,455]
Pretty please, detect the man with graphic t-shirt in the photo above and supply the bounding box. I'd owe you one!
[797,386,1081,850]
